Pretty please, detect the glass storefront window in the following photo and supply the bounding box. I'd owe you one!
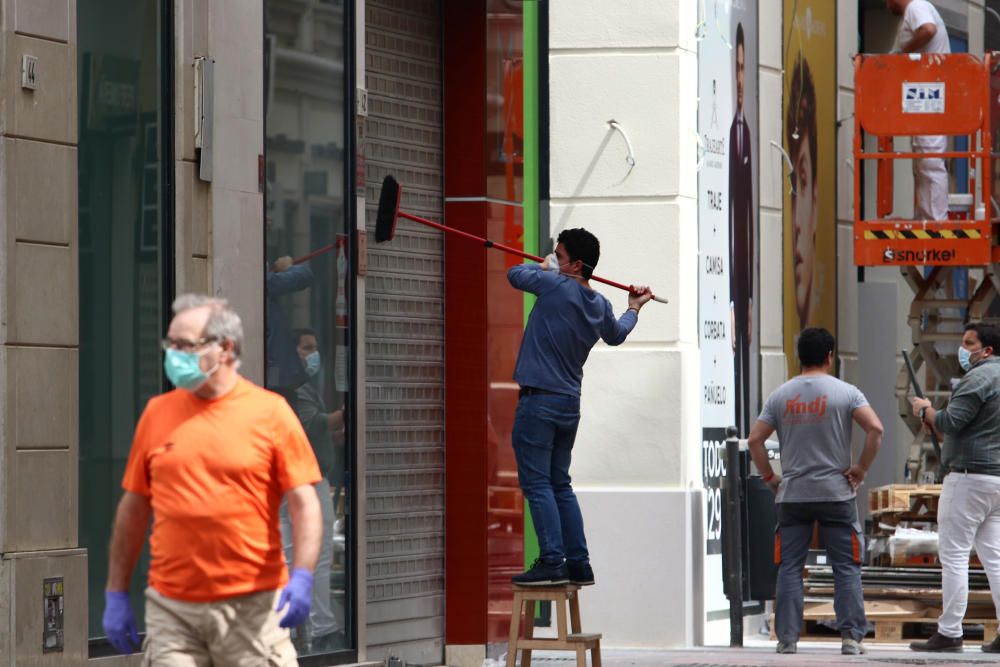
[487,0,525,205]
[78,0,166,643]
[485,1,527,634]
[265,0,355,658]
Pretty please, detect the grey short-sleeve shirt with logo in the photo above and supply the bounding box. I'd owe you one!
[758,374,870,503]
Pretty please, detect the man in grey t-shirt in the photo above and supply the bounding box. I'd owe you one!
[748,328,884,656]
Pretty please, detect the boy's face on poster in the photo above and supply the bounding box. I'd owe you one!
[792,131,817,327]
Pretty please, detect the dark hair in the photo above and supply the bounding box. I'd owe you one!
[965,322,1000,353]
[786,53,817,186]
[735,22,744,60]
[798,327,835,368]
[292,327,318,347]
[557,228,600,279]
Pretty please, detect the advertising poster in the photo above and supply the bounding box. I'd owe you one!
[783,0,837,374]
[699,0,760,557]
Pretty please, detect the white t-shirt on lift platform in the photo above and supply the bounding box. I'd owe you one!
[894,0,950,54]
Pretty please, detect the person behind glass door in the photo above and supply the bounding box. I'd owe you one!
[102,295,322,664]
[266,253,314,404]
[280,327,346,652]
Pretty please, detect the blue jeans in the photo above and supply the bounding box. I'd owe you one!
[774,500,866,643]
[512,392,588,565]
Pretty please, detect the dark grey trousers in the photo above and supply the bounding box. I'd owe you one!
[774,500,867,643]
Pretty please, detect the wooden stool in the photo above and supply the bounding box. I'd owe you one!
[506,584,601,667]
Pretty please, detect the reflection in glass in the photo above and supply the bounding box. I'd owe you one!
[265,0,353,656]
[78,0,164,640]
[486,1,527,640]
[486,0,524,204]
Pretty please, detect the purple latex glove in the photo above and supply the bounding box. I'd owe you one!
[276,567,314,628]
[103,591,140,654]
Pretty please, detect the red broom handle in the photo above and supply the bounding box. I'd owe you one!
[293,244,335,265]
[398,211,660,300]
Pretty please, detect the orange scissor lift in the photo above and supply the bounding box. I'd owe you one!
[854,52,1000,478]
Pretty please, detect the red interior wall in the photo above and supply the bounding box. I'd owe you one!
[443,0,525,646]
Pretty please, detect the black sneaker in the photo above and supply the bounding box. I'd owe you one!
[909,632,963,652]
[775,641,797,654]
[983,635,1000,653]
[567,560,595,586]
[511,559,569,586]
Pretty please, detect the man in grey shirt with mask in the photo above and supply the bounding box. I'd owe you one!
[910,322,1000,653]
[748,327,884,656]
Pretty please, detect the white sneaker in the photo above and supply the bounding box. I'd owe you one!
[842,638,867,655]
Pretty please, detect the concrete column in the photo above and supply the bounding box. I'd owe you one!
[759,0,786,398]
[0,0,89,662]
[548,0,701,648]
[175,0,213,300]
[203,0,264,383]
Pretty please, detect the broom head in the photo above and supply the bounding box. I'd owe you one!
[375,175,402,242]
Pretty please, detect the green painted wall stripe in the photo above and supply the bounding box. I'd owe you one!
[523,0,540,272]
[522,0,541,573]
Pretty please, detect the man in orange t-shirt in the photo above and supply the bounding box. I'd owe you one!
[102,294,322,666]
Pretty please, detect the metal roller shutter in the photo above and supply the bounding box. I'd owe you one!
[364,0,444,663]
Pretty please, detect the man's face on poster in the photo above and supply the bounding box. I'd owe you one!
[791,131,817,327]
[736,43,745,112]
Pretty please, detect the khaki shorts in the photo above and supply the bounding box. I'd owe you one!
[142,587,297,667]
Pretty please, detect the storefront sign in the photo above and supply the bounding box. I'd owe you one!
[698,0,760,556]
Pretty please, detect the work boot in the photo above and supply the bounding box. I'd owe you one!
[982,634,1000,653]
[511,559,569,586]
[776,641,797,654]
[567,560,595,586]
[842,638,866,655]
[909,632,963,652]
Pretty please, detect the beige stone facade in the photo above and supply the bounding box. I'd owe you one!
[0,0,271,663]
[0,0,87,662]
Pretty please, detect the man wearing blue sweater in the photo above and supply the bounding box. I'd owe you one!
[507,228,652,586]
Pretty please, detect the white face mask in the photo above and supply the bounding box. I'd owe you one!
[958,346,973,372]
[304,350,321,377]
[546,254,581,277]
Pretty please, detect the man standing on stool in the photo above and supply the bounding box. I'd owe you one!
[507,228,652,586]
[888,0,951,221]
[910,323,1000,653]
[748,328,884,656]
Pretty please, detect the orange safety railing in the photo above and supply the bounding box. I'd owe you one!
[853,53,995,266]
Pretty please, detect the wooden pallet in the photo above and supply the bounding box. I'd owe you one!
[790,617,998,643]
[869,484,942,515]
[775,598,999,643]
[871,511,938,528]
[805,586,996,603]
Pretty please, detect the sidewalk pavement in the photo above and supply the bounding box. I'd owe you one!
[521,642,1000,666]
